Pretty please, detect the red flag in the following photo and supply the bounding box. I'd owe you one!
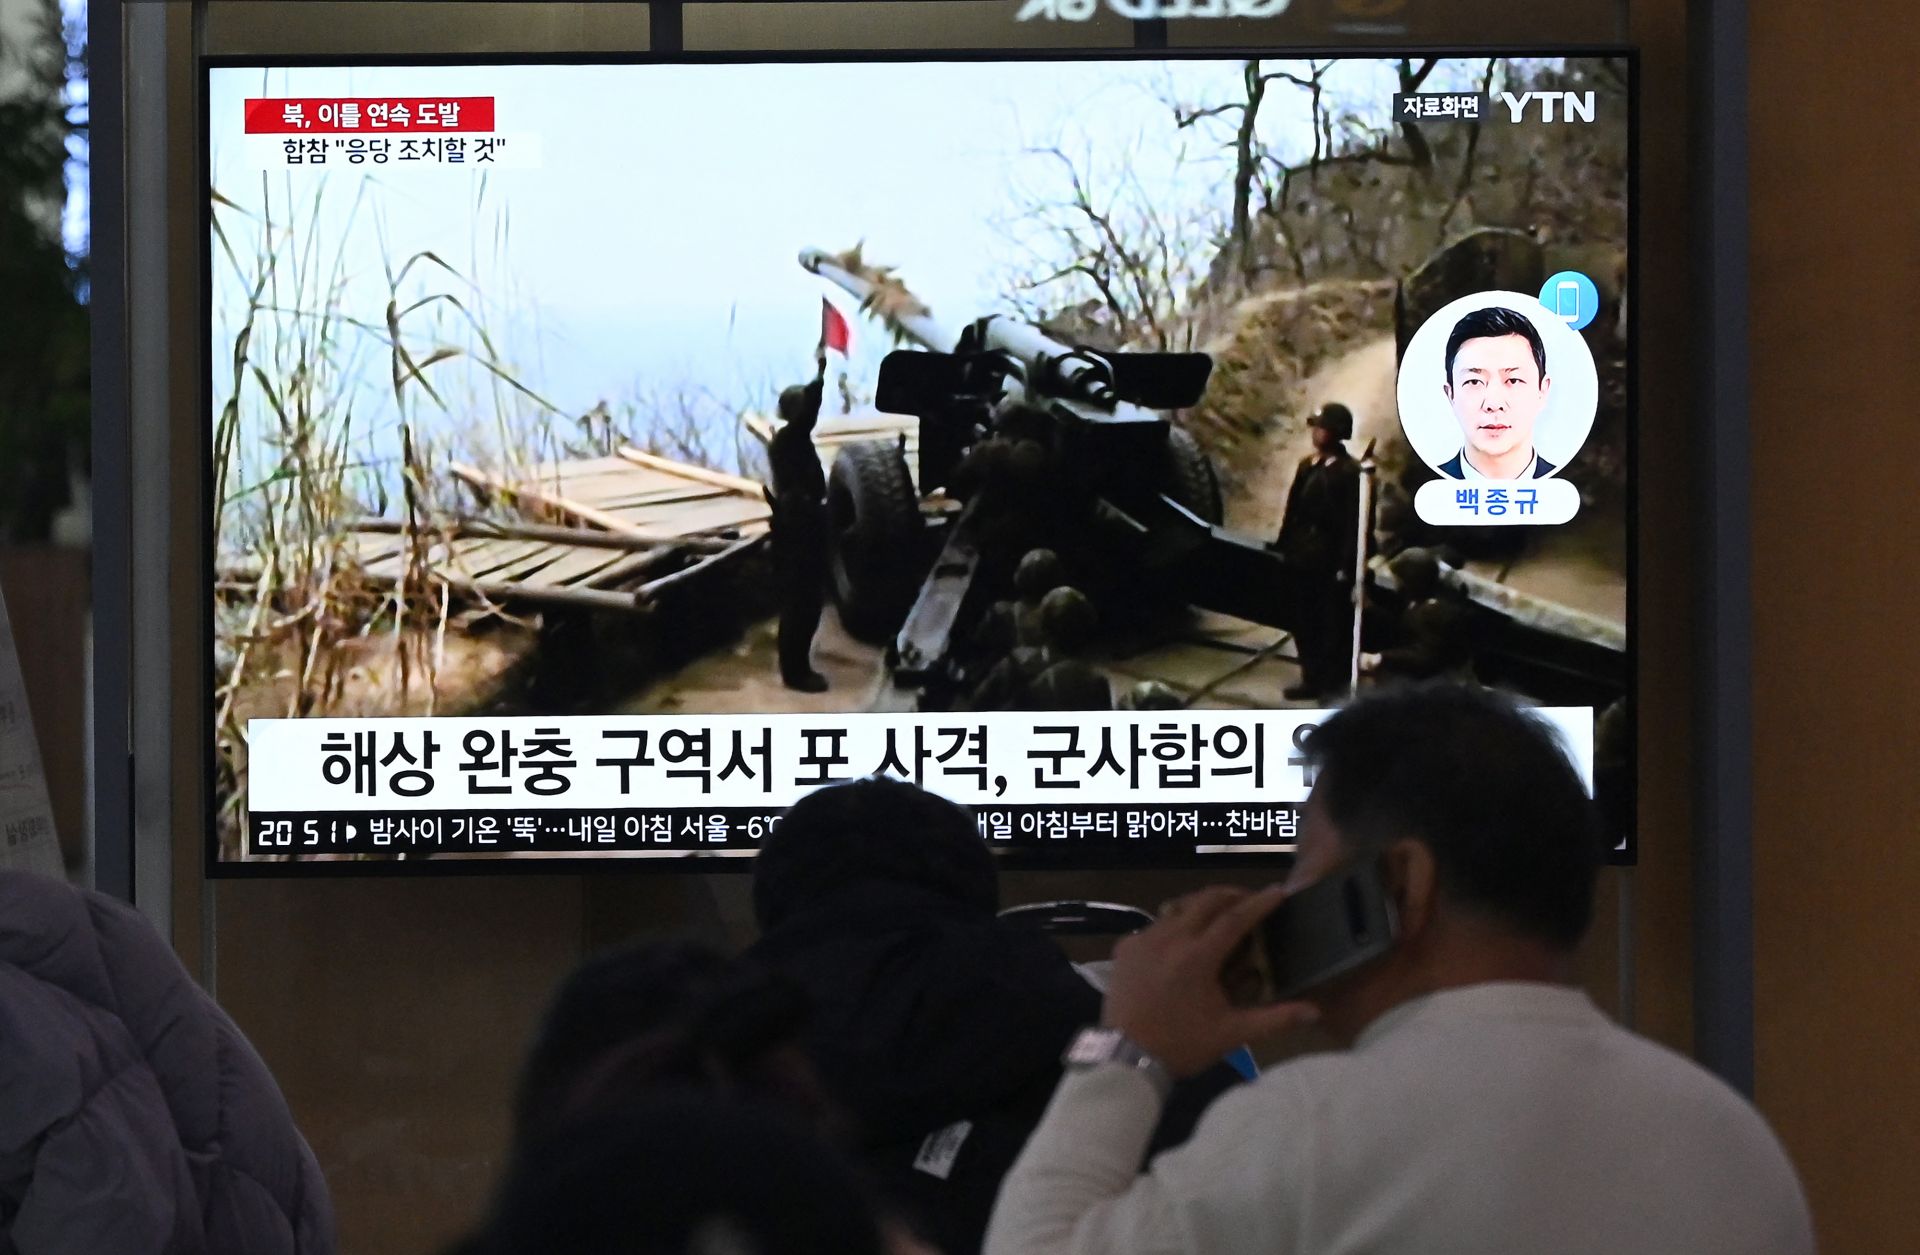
[821,299,852,356]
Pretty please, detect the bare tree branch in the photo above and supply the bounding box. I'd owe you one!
[1395,57,1437,172]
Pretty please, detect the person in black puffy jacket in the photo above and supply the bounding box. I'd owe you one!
[0,870,334,1255]
[748,778,1239,1255]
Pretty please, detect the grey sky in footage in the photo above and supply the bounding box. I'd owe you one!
[206,57,1485,454]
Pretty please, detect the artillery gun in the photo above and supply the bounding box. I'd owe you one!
[798,247,1301,707]
[795,247,1626,712]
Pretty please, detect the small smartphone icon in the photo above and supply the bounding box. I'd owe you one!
[1223,860,1399,1004]
[1556,280,1582,323]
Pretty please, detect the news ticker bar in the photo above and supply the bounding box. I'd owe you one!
[247,803,1303,857]
[247,708,1594,815]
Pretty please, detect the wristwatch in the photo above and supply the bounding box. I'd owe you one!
[1063,1027,1173,1101]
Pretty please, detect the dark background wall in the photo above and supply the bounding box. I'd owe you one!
[1747,1,1920,1248]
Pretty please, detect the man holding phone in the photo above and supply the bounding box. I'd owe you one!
[985,685,1813,1255]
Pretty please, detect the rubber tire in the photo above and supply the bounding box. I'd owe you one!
[1162,424,1224,525]
[827,440,924,644]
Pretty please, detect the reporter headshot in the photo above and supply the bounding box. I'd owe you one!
[1439,305,1557,481]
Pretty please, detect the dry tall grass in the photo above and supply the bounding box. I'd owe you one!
[209,173,569,855]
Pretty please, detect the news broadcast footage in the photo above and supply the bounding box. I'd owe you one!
[204,54,1632,869]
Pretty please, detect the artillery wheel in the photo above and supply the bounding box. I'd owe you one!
[1161,424,1224,525]
[827,440,923,644]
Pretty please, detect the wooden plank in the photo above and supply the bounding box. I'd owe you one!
[347,552,642,614]
[588,544,702,590]
[637,499,771,537]
[637,535,766,604]
[616,446,766,496]
[450,462,682,543]
[456,575,636,613]
[592,486,733,512]
[349,536,406,568]
[817,426,918,442]
[513,455,636,482]
[358,538,453,580]
[448,539,553,580]
[434,539,524,578]
[490,545,581,585]
[349,518,667,552]
[561,468,685,500]
[518,544,635,588]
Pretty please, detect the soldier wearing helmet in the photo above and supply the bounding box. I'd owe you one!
[968,586,1111,712]
[768,353,831,692]
[972,548,1068,657]
[1273,402,1361,702]
[1361,548,1473,684]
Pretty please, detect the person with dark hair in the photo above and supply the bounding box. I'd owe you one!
[750,777,1237,1255]
[986,684,1814,1255]
[768,350,831,692]
[1437,304,1558,480]
[511,940,829,1148]
[463,1093,890,1255]
[1273,402,1361,701]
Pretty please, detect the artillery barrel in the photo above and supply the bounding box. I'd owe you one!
[799,247,963,353]
[977,315,1118,409]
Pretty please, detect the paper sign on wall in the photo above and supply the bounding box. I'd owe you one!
[0,584,64,876]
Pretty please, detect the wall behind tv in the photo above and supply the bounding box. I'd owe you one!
[1747,0,1920,1246]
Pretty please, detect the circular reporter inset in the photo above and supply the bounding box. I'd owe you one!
[1396,290,1598,526]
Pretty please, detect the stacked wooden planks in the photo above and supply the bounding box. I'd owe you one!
[344,449,772,613]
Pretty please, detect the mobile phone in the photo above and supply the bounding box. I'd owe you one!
[1225,861,1399,1004]
[1556,280,1582,322]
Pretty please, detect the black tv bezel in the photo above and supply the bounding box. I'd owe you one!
[199,44,1639,879]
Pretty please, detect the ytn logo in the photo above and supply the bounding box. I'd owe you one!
[1015,0,1294,20]
[1498,91,1597,123]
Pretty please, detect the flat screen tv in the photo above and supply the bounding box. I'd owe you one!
[203,50,1634,874]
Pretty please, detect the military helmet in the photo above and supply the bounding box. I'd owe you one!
[777,385,812,424]
[1309,402,1354,441]
[1119,680,1183,712]
[1013,548,1066,599]
[1007,437,1050,482]
[1389,547,1443,598]
[1037,585,1098,653]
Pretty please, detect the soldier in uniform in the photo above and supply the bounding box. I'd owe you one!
[1274,402,1362,701]
[1361,548,1474,683]
[973,548,1067,656]
[768,354,831,692]
[968,586,1111,712]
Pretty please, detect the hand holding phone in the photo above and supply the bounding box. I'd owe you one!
[1101,886,1320,1077]
[1222,860,1399,1006]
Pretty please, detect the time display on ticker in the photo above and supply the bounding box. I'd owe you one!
[247,804,1303,856]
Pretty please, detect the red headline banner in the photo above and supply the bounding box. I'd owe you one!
[243,97,496,134]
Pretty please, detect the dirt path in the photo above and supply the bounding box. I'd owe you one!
[1224,335,1402,537]
[619,609,890,716]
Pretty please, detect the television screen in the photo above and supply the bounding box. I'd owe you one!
[204,51,1633,872]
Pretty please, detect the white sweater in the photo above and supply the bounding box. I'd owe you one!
[985,982,1814,1255]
